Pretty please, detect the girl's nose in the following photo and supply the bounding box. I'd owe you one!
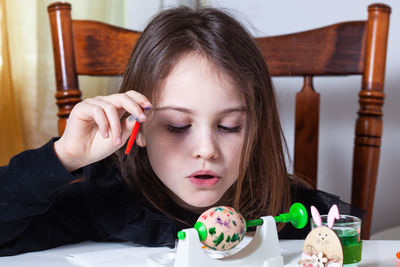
[192,130,219,160]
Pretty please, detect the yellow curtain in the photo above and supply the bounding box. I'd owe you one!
[0,0,124,165]
[0,0,23,165]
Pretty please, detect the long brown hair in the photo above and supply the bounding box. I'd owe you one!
[115,6,291,227]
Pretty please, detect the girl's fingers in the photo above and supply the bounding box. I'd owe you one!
[121,115,137,142]
[71,102,110,139]
[90,104,110,138]
[86,99,122,145]
[96,92,151,122]
[77,91,152,145]
[124,90,152,110]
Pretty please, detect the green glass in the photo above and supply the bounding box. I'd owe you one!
[311,215,362,265]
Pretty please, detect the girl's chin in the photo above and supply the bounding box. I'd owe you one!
[165,187,228,213]
[177,195,223,213]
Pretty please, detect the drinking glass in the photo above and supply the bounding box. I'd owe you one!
[311,215,362,266]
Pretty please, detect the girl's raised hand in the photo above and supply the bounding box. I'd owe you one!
[54,91,151,172]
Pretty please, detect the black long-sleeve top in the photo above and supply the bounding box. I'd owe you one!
[0,139,364,256]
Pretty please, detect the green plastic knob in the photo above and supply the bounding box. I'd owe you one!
[288,203,308,229]
[177,230,186,240]
[194,221,207,241]
[274,202,308,229]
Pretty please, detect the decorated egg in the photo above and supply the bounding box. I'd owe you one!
[195,206,246,251]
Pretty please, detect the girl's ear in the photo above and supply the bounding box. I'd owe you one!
[311,206,322,227]
[327,204,340,229]
[135,131,146,147]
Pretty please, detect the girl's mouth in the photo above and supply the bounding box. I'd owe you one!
[189,177,220,186]
[187,170,221,186]
[194,175,214,179]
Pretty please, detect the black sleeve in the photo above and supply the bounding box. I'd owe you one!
[0,139,97,256]
[278,182,366,239]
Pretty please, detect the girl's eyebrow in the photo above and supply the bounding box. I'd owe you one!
[155,106,246,114]
[155,106,193,114]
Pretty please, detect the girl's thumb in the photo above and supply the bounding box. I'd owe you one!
[121,116,138,142]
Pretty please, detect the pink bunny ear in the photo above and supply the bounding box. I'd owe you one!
[311,206,322,227]
[327,204,340,228]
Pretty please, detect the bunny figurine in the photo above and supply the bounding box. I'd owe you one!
[299,205,343,267]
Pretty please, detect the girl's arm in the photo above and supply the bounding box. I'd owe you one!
[0,139,92,255]
[0,91,152,255]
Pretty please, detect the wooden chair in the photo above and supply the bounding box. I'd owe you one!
[48,2,391,239]
[47,2,141,134]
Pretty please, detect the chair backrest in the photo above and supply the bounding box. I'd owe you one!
[254,4,390,240]
[48,2,391,239]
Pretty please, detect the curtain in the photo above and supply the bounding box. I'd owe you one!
[0,0,23,165]
[0,0,124,165]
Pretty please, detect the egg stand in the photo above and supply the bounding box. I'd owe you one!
[147,203,308,267]
[175,215,283,267]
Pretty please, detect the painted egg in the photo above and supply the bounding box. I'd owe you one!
[196,206,246,251]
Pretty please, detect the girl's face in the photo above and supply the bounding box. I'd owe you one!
[137,53,246,212]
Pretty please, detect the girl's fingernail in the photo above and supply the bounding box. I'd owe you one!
[144,106,152,110]
[115,138,121,145]
[104,131,109,138]
[139,114,146,121]
[128,115,135,122]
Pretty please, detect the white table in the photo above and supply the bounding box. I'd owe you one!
[0,240,399,266]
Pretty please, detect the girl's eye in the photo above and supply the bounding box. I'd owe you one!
[166,124,191,133]
[166,124,241,134]
[218,125,241,133]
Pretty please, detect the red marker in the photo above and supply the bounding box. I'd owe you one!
[123,121,140,161]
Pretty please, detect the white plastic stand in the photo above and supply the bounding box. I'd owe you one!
[147,216,284,267]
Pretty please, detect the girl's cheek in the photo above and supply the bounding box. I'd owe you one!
[158,130,192,148]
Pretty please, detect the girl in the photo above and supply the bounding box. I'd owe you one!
[0,7,361,256]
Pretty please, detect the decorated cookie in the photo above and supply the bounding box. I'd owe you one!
[299,205,343,267]
[196,206,246,251]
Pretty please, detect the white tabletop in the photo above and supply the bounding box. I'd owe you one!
[0,240,399,266]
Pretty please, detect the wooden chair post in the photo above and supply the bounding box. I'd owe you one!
[48,2,82,135]
[294,75,320,188]
[352,4,391,240]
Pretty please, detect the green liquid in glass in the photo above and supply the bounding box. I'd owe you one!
[335,228,362,264]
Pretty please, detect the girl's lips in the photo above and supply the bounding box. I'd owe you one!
[189,177,220,186]
[188,170,220,178]
[187,170,221,187]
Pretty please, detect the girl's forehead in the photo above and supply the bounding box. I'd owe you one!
[156,53,243,107]
[171,53,234,86]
